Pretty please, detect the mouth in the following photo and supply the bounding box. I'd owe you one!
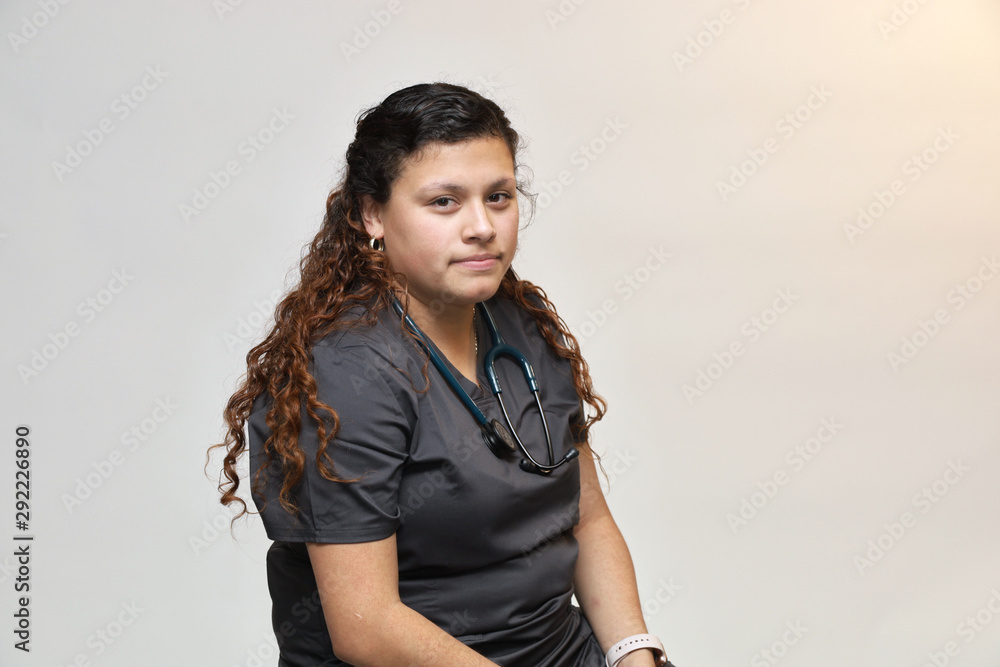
[454,254,500,270]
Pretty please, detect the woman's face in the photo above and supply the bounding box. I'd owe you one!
[362,136,519,320]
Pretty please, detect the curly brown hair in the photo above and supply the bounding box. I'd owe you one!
[209,82,607,521]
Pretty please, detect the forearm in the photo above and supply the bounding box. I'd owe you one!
[329,599,498,666]
[574,513,656,667]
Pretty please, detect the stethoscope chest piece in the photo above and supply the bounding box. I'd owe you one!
[481,419,517,459]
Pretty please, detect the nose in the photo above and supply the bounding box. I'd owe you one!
[463,200,496,243]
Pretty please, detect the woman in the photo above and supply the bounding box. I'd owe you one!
[213,82,672,667]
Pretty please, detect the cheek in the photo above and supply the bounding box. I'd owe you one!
[386,213,431,251]
[501,213,519,244]
[387,229,447,272]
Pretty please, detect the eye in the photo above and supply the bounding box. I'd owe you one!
[487,192,512,204]
[431,196,455,208]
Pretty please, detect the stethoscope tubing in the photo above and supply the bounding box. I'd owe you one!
[478,303,556,466]
[390,297,575,474]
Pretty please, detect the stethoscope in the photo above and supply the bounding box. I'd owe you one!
[391,297,579,475]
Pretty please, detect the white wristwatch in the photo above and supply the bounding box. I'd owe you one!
[605,633,669,667]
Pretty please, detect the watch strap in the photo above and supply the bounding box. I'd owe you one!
[605,633,669,667]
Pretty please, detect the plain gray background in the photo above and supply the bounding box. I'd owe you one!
[2,1,999,665]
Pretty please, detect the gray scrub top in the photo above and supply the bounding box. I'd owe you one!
[248,295,605,666]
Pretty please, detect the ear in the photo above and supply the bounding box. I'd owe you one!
[359,195,385,240]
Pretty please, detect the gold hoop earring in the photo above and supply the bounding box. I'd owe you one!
[369,236,385,252]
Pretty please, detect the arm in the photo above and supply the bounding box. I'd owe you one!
[307,536,498,666]
[573,445,659,667]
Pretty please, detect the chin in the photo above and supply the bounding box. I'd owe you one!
[478,274,508,298]
[454,281,502,305]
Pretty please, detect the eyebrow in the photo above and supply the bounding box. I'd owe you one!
[415,177,516,195]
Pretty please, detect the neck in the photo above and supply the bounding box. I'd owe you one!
[403,295,477,354]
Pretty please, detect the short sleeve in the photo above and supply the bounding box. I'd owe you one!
[249,342,413,544]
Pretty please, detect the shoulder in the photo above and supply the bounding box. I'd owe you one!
[313,300,400,353]
[311,300,423,377]
[243,300,424,428]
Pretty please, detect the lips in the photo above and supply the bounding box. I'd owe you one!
[454,253,499,270]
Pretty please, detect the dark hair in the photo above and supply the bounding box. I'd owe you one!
[209,82,606,519]
[347,82,530,209]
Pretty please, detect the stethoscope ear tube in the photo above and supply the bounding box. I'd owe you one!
[519,438,580,475]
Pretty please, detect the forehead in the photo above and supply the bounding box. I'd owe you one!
[394,137,514,188]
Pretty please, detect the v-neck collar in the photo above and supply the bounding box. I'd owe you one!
[420,305,487,400]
